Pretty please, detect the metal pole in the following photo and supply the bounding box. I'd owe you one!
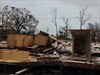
[14,68,29,75]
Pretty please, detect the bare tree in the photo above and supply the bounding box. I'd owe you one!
[51,7,58,38]
[1,5,39,34]
[59,17,70,39]
[78,7,91,29]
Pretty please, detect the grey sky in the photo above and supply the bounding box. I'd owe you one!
[0,0,100,35]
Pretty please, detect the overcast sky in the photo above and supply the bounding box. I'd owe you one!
[0,0,100,35]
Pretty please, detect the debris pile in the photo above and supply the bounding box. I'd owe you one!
[0,30,100,65]
[32,32,72,55]
[91,43,100,53]
[0,31,72,62]
[91,43,100,58]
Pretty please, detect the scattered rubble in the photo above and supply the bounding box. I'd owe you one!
[91,43,100,53]
[0,30,100,67]
[0,31,72,63]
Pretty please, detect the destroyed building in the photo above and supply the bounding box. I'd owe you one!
[0,29,100,75]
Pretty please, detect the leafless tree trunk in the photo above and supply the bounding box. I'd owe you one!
[51,7,58,38]
[61,17,70,39]
[61,17,69,30]
[78,7,91,29]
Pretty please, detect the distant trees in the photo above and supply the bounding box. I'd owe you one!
[88,22,100,42]
[78,7,91,29]
[1,5,39,34]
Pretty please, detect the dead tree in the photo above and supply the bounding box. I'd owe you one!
[51,7,58,38]
[59,17,70,39]
[78,7,91,29]
[88,22,100,42]
[2,5,39,34]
